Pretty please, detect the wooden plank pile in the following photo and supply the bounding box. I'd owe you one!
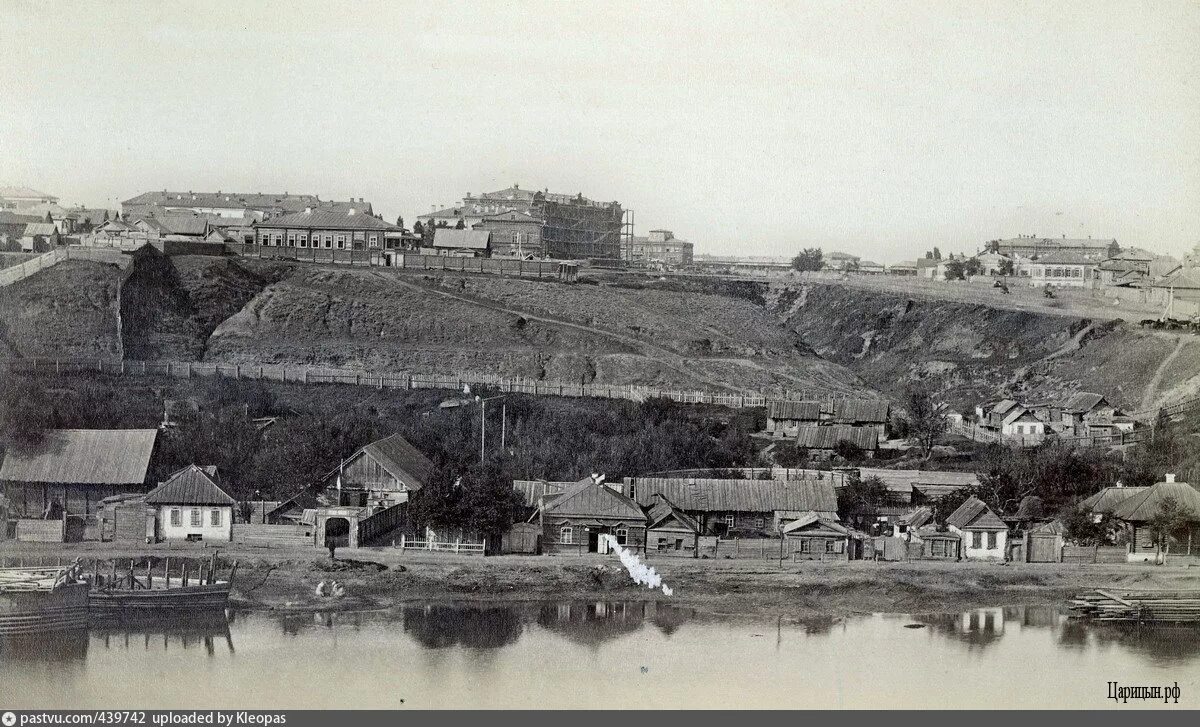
[1070,588,1200,623]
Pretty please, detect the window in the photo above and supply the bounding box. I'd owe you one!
[799,538,811,553]
[657,537,668,551]
[190,508,202,527]
[170,508,182,527]
[324,235,333,248]
[210,509,222,526]
[298,234,308,248]
[368,234,379,248]
[274,234,283,247]
[287,234,296,247]
[615,527,628,546]
[755,517,765,529]
[725,514,735,528]
[932,540,946,557]
[336,235,346,249]
[674,538,683,551]
[986,531,997,549]
[971,531,982,548]
[560,526,573,544]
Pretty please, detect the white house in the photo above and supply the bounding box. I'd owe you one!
[144,465,234,542]
[945,496,1008,561]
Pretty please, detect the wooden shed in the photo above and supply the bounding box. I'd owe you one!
[782,513,863,561]
[644,494,701,557]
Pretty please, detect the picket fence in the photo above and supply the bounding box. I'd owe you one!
[1,357,856,410]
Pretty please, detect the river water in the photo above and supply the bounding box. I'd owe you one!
[1,602,1197,709]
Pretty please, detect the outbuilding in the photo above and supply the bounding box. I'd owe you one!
[782,513,862,561]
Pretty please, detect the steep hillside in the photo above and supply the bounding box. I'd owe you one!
[0,260,123,360]
[203,266,869,395]
[770,282,1197,410]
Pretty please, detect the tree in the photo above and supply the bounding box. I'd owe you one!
[413,220,425,238]
[773,442,808,468]
[454,219,466,230]
[460,461,525,544]
[1060,504,1113,546]
[396,215,404,229]
[905,383,947,459]
[0,373,56,450]
[963,257,983,277]
[837,473,889,526]
[932,247,942,260]
[790,247,823,272]
[103,210,110,223]
[1148,496,1197,563]
[943,260,966,280]
[998,258,1015,276]
[833,439,863,462]
[931,486,975,526]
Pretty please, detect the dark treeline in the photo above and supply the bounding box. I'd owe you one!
[0,371,762,507]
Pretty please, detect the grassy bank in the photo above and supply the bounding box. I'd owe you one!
[5,542,1196,619]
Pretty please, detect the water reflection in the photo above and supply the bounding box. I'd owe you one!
[402,604,523,650]
[1,630,89,662]
[92,612,235,657]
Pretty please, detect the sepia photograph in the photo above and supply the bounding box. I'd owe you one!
[0,0,1198,714]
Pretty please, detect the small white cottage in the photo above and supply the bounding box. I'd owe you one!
[144,465,234,542]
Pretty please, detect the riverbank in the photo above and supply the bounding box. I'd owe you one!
[5,542,1197,619]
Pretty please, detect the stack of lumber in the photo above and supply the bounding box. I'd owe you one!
[1070,588,1200,623]
[0,566,70,592]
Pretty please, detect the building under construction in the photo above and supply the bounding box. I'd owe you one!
[419,185,626,262]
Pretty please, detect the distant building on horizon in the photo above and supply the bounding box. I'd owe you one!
[624,229,693,268]
[0,185,59,212]
[988,234,1118,260]
[122,190,373,223]
[417,184,625,262]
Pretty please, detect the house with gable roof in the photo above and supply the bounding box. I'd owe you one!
[317,432,437,510]
[535,474,648,555]
[1108,474,1200,563]
[144,465,234,542]
[643,493,701,557]
[945,496,1009,561]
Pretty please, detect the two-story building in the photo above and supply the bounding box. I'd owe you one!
[1015,252,1099,288]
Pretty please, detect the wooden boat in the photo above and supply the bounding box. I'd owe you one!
[89,555,237,615]
[0,563,90,636]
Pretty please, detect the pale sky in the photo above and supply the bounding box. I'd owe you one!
[2,0,1198,262]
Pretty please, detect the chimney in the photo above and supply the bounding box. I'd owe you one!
[348,208,357,216]
[304,206,312,214]
[1166,473,1176,483]
[590,472,604,485]
[1115,480,1124,488]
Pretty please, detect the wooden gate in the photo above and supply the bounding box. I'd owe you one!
[1028,533,1062,563]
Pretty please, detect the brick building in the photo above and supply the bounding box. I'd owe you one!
[624,229,693,268]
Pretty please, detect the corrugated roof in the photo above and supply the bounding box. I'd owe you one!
[627,477,837,513]
[1110,480,1200,522]
[21,223,57,237]
[767,401,822,421]
[1078,485,1150,514]
[946,496,1007,531]
[257,208,397,231]
[144,465,234,505]
[361,433,436,491]
[832,399,890,423]
[0,429,157,485]
[432,228,491,249]
[795,425,879,451]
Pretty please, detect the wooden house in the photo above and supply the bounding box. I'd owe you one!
[535,475,648,555]
[144,465,234,543]
[765,401,822,438]
[906,527,962,560]
[1109,474,1200,563]
[829,399,890,435]
[1078,483,1150,521]
[795,425,879,459]
[782,513,863,560]
[0,429,158,519]
[622,476,837,537]
[428,228,491,257]
[643,494,701,557]
[318,433,436,510]
[1060,392,1118,437]
[946,496,1009,561]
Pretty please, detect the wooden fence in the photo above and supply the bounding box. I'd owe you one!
[357,503,406,546]
[1061,545,1130,564]
[395,533,486,554]
[0,248,67,287]
[230,523,314,548]
[0,357,857,411]
[949,421,1150,450]
[221,244,569,279]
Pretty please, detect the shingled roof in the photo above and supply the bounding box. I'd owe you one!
[144,465,234,506]
[767,401,822,421]
[831,399,890,424]
[795,425,879,451]
[946,496,1007,531]
[1078,485,1151,514]
[541,479,645,521]
[1063,392,1109,414]
[0,429,157,485]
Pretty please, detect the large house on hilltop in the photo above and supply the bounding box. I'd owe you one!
[417,185,624,261]
[252,206,401,252]
[990,235,1118,260]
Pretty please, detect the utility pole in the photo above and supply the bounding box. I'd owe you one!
[480,398,487,464]
[501,402,507,451]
